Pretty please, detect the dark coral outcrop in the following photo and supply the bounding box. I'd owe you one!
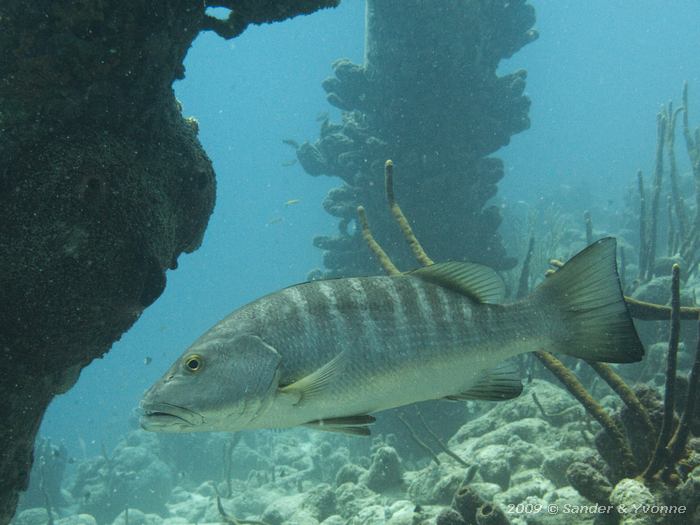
[0,1,337,522]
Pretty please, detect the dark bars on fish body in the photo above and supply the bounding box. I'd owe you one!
[643,263,681,479]
[366,159,496,469]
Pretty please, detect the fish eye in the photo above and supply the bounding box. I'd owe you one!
[184,354,203,372]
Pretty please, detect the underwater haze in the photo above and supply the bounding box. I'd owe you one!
[21,1,700,524]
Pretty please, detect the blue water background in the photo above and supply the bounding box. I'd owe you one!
[40,0,700,457]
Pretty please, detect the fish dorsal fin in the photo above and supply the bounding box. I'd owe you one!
[278,352,346,405]
[445,361,523,401]
[304,415,375,436]
[410,261,505,304]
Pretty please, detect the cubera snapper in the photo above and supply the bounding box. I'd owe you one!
[140,238,643,435]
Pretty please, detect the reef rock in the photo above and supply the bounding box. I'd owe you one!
[364,446,403,492]
[70,431,174,523]
[609,478,656,525]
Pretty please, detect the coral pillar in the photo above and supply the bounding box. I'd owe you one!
[299,0,537,277]
[0,1,337,522]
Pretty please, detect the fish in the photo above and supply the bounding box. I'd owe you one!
[140,238,643,436]
[144,356,152,366]
[284,199,301,206]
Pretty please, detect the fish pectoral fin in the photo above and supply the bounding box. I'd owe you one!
[445,361,523,401]
[278,351,346,404]
[303,414,376,436]
[409,261,505,304]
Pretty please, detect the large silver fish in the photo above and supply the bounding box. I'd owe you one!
[140,238,643,435]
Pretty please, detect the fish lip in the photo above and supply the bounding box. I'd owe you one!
[139,402,204,429]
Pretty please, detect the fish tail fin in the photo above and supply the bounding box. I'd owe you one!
[531,237,644,363]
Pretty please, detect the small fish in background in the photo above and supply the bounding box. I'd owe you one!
[284,199,301,207]
[144,356,152,366]
[140,238,643,436]
[282,138,299,149]
[316,111,329,122]
[281,159,297,167]
[266,217,283,226]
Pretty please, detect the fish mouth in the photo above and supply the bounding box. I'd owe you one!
[139,402,204,431]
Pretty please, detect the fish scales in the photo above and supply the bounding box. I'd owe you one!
[258,276,489,402]
[319,277,527,404]
[140,238,645,434]
[281,278,416,381]
[277,278,514,423]
[282,278,451,361]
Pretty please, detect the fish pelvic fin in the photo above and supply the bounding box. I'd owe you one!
[278,351,346,404]
[445,361,523,401]
[532,237,644,363]
[303,415,375,436]
[409,261,505,303]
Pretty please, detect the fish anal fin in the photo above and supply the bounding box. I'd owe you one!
[304,414,375,436]
[409,261,505,304]
[445,362,523,401]
[306,425,371,436]
[278,352,345,404]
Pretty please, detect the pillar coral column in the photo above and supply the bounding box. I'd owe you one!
[298,0,537,277]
